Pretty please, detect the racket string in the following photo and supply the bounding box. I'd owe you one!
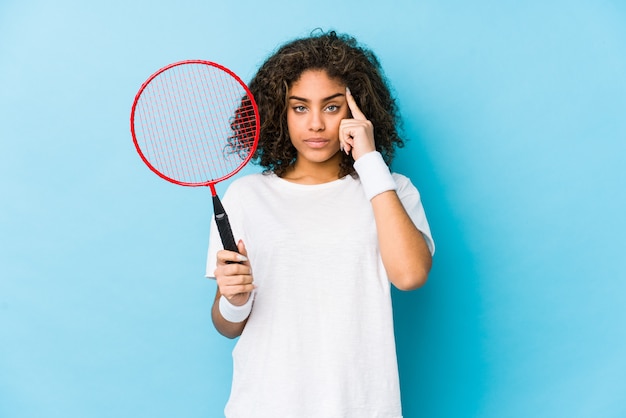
[132,61,258,185]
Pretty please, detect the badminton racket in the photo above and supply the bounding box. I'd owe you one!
[130,60,259,253]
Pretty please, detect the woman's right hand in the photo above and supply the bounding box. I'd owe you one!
[214,239,254,307]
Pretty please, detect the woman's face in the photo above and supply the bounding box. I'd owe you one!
[286,69,350,168]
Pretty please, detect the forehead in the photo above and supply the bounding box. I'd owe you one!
[289,69,345,94]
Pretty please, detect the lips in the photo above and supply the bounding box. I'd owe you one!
[303,138,330,149]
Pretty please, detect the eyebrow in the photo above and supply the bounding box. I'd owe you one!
[287,93,345,102]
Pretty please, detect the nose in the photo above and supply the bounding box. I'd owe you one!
[309,110,325,131]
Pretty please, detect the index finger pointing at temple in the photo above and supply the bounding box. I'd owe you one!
[346,87,367,120]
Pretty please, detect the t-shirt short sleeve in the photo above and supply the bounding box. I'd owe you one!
[393,173,435,255]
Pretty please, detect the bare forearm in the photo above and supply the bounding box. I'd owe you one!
[371,190,432,290]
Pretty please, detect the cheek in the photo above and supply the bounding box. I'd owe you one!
[328,113,347,135]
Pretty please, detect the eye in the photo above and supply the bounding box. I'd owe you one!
[325,104,340,112]
[292,105,307,113]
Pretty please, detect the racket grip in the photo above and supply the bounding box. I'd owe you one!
[212,195,238,253]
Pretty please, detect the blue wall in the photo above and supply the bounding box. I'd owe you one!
[1,1,625,417]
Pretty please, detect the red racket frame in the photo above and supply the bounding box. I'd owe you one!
[130,59,260,195]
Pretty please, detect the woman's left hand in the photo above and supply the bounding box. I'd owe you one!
[339,87,376,161]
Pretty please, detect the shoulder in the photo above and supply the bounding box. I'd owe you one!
[226,172,275,192]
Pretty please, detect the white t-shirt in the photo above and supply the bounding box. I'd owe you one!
[206,172,434,418]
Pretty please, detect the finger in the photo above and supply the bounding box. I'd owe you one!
[217,267,255,295]
[237,239,248,260]
[342,137,353,155]
[222,283,255,300]
[225,277,254,288]
[217,249,248,265]
[339,127,348,154]
[220,284,255,303]
[220,262,253,278]
[346,87,367,120]
[216,271,253,290]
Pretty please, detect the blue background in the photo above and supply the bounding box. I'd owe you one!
[1,0,625,417]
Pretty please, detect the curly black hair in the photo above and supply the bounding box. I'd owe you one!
[240,30,405,178]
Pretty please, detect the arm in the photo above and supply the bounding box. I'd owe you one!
[370,190,432,290]
[211,240,255,338]
[211,288,248,339]
[340,87,432,290]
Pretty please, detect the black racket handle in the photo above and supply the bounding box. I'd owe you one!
[212,195,238,253]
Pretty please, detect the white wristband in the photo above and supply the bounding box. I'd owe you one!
[219,292,254,323]
[353,151,397,200]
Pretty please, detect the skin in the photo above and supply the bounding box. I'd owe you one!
[212,70,432,339]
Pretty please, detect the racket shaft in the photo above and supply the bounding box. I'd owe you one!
[212,195,238,252]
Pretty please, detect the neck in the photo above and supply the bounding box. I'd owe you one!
[281,154,342,185]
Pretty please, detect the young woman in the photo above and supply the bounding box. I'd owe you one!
[206,30,435,418]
